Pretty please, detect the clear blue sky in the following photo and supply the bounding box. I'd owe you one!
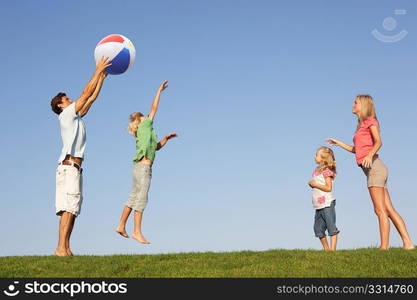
[1,0,416,256]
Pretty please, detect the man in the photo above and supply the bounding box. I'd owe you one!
[50,57,111,256]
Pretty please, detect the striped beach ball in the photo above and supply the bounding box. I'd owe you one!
[94,34,136,75]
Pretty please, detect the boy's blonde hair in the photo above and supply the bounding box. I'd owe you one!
[316,146,337,178]
[127,112,144,137]
[355,94,378,123]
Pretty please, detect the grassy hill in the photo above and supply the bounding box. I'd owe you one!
[1,248,416,278]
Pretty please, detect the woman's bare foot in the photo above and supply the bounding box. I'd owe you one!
[116,227,129,238]
[132,233,150,244]
[55,249,69,257]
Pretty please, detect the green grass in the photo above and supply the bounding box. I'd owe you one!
[1,248,416,278]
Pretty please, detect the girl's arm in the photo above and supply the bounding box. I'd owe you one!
[308,177,333,193]
[156,133,177,150]
[361,125,382,168]
[326,138,355,153]
[148,80,168,121]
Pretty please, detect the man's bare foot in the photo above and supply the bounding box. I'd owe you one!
[116,228,129,238]
[132,233,150,244]
[55,249,69,257]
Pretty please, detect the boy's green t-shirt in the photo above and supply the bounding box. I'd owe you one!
[133,117,158,162]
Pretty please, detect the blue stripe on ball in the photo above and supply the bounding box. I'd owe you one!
[106,48,131,75]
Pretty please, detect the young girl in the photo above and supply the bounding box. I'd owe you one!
[116,80,177,244]
[308,146,339,251]
[327,94,414,250]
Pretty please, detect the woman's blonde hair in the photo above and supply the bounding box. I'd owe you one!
[316,146,337,178]
[127,112,144,137]
[355,94,378,123]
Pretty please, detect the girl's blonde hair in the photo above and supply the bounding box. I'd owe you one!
[127,112,144,137]
[355,94,378,123]
[316,146,337,178]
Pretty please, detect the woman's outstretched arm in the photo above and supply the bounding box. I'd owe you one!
[326,138,355,153]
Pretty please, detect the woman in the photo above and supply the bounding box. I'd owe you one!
[116,80,177,244]
[327,95,414,250]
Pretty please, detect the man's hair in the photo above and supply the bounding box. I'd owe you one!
[51,92,66,115]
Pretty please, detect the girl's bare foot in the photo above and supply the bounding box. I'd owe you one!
[132,233,150,244]
[116,227,129,238]
[55,249,69,257]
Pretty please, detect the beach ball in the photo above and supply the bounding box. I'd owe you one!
[94,34,136,75]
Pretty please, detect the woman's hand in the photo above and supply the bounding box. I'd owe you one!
[308,180,316,188]
[158,80,169,92]
[361,155,373,168]
[326,138,339,146]
[326,138,355,153]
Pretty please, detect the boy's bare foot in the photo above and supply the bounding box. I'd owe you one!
[379,247,389,251]
[132,233,150,244]
[116,228,129,238]
[54,249,69,257]
[403,244,415,250]
[67,249,74,256]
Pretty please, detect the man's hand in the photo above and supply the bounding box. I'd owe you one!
[96,57,112,73]
[100,72,108,80]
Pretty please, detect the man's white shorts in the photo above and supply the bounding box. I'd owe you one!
[55,164,83,217]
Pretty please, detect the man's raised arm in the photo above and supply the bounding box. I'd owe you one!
[79,72,108,117]
[75,57,111,114]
